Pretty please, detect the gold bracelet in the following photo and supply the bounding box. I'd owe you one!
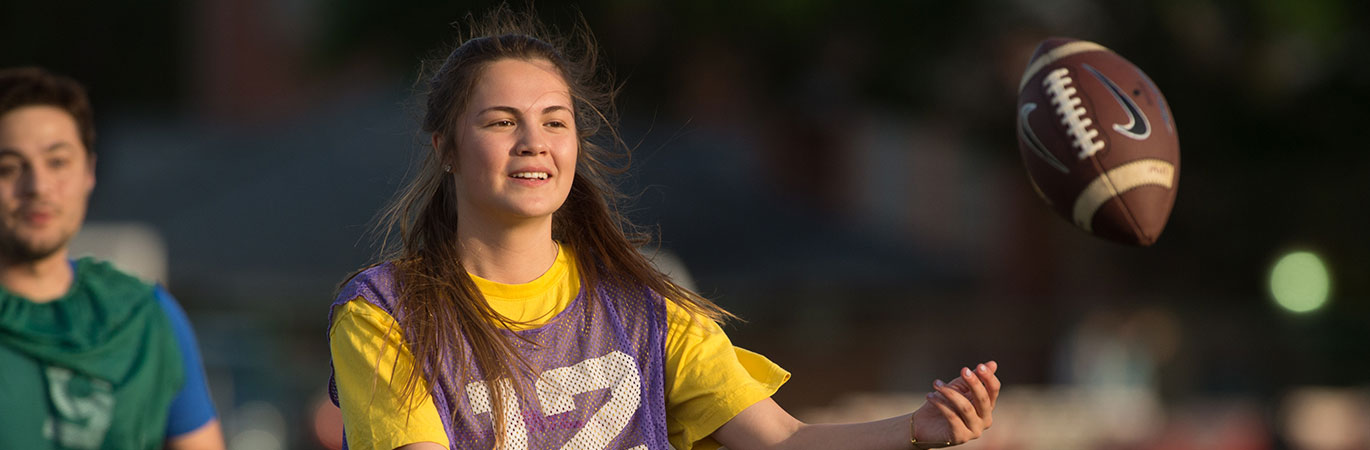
[910,414,952,449]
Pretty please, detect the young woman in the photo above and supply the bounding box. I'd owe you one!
[327,9,999,450]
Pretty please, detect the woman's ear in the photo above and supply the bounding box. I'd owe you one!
[433,133,455,172]
[431,132,444,152]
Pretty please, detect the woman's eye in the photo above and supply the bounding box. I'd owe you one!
[490,119,515,127]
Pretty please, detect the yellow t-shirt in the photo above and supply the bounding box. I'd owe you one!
[329,246,789,450]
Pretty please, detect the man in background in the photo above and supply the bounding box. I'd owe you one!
[0,67,223,450]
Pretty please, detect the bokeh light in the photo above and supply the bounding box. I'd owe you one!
[1270,251,1330,314]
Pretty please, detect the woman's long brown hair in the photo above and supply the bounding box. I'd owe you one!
[352,6,734,448]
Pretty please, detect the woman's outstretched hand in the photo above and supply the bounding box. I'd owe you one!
[910,360,1000,448]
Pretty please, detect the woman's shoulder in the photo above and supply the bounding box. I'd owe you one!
[335,262,400,310]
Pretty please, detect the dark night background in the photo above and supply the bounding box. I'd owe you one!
[4,1,1368,448]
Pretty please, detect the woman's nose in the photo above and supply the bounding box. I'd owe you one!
[516,129,549,156]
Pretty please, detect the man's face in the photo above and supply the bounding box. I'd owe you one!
[0,105,95,264]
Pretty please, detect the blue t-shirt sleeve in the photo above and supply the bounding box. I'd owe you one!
[154,285,218,436]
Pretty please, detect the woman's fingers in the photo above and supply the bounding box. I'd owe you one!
[925,390,968,443]
[922,361,1001,445]
[961,366,994,429]
[960,367,992,415]
[976,362,1001,409]
[933,379,984,438]
[945,360,998,394]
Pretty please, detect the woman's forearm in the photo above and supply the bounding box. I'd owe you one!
[713,398,916,450]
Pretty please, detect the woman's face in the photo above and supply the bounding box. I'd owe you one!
[449,58,577,229]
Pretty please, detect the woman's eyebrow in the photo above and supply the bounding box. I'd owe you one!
[476,104,572,116]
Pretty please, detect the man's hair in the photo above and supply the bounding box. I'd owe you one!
[0,67,96,153]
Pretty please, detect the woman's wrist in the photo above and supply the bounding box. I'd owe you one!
[909,413,951,449]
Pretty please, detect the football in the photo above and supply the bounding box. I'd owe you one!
[1016,37,1180,246]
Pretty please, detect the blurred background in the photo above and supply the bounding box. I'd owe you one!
[5,0,1369,448]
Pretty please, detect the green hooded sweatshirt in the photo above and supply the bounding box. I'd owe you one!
[0,258,183,449]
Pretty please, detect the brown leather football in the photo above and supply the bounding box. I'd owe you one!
[1017,37,1180,246]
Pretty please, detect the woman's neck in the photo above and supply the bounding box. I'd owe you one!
[456,216,559,285]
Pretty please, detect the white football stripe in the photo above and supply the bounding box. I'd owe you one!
[1018,41,1109,93]
[1072,159,1175,232]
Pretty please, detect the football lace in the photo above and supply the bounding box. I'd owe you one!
[1043,67,1105,160]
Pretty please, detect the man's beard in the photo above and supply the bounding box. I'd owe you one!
[0,230,71,265]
